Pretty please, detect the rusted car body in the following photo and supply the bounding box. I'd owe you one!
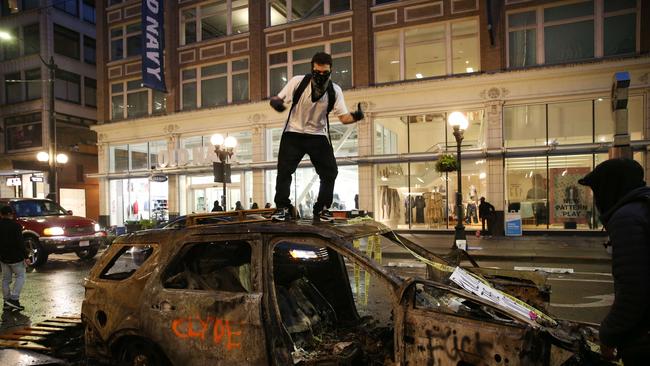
[82,211,606,365]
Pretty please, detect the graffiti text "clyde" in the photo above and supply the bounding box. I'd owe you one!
[171,316,242,350]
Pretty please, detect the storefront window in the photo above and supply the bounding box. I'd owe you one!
[330,123,358,157]
[374,117,407,155]
[375,163,409,229]
[109,145,129,172]
[149,140,167,168]
[595,95,644,142]
[504,104,546,148]
[267,127,283,160]
[547,155,593,230]
[109,178,169,225]
[445,158,488,231]
[409,114,447,153]
[129,143,149,171]
[505,156,548,229]
[548,100,592,144]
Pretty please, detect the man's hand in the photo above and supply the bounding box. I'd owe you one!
[600,343,618,361]
[24,258,32,266]
[270,96,286,112]
[351,103,364,121]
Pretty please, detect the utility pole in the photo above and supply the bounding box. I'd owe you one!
[47,56,58,202]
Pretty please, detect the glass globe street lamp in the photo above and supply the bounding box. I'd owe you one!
[448,112,469,248]
[211,134,237,209]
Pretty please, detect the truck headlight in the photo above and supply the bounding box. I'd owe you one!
[94,223,100,232]
[44,227,65,236]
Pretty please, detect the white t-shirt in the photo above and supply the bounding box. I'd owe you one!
[277,75,349,136]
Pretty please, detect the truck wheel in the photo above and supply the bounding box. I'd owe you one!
[25,236,48,268]
[76,246,99,260]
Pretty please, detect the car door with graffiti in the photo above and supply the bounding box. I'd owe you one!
[400,281,547,366]
[139,235,267,365]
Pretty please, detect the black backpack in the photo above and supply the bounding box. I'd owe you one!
[283,74,336,143]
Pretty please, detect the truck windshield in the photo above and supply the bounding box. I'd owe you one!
[13,200,68,217]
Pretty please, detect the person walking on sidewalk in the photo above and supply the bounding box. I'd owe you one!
[0,205,30,311]
[269,52,364,222]
[578,158,650,365]
[478,197,495,236]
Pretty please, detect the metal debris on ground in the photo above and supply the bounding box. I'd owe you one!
[0,315,84,365]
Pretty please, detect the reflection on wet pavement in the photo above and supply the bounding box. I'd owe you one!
[0,253,98,335]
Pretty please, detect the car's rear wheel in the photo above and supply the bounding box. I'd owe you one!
[117,339,170,366]
[25,236,48,268]
[75,246,99,260]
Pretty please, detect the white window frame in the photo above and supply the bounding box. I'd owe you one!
[373,18,480,83]
[179,57,250,110]
[266,38,353,96]
[506,0,640,67]
[179,0,250,46]
[109,22,141,61]
[110,79,161,120]
[266,0,350,27]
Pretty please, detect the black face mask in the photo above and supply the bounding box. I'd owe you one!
[311,70,331,91]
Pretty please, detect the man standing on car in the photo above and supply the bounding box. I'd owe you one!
[0,205,30,311]
[269,52,364,222]
[578,158,650,365]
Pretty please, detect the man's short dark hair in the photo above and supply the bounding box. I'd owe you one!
[311,52,332,67]
[1,205,13,216]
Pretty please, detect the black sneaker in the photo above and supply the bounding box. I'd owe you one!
[5,299,24,311]
[272,206,297,221]
[312,209,334,223]
[3,301,11,311]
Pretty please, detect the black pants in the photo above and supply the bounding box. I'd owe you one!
[274,132,338,214]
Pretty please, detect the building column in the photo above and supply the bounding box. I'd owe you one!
[97,142,110,227]
[167,133,181,219]
[251,123,266,205]
[484,100,505,211]
[248,1,266,102]
[352,0,372,87]
[357,108,374,212]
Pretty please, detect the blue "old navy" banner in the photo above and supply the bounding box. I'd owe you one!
[141,0,166,92]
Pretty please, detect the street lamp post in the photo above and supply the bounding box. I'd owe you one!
[44,56,58,202]
[448,112,469,248]
[211,134,237,210]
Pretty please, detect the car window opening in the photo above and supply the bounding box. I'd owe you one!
[100,245,154,280]
[273,241,394,364]
[163,241,252,293]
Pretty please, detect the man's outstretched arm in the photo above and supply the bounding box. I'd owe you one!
[338,102,364,124]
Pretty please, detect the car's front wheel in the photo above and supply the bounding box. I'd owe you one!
[75,246,99,260]
[25,236,48,268]
[117,339,170,366]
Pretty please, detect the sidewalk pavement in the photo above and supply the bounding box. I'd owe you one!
[389,233,612,264]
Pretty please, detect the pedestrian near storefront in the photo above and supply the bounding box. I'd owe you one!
[478,197,495,236]
[578,158,650,365]
[269,52,364,222]
[0,205,30,311]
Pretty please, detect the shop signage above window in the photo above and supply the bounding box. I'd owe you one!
[156,147,219,168]
[149,173,168,182]
[6,177,21,186]
[30,175,44,182]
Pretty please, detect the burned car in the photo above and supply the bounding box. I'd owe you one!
[82,210,608,365]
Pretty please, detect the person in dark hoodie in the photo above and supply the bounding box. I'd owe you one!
[0,205,30,311]
[578,158,650,365]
